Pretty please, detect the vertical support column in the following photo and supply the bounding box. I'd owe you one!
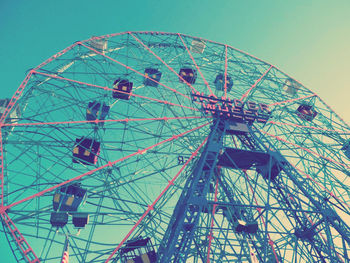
[0,126,4,208]
[157,120,225,262]
[206,177,219,263]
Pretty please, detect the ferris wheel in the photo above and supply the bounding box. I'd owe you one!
[0,31,349,263]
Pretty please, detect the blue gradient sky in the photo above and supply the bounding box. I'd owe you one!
[0,0,349,261]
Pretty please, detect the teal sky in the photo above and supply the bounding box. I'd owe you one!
[0,0,349,261]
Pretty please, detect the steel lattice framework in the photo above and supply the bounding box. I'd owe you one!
[0,32,349,263]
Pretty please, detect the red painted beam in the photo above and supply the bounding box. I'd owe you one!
[3,121,211,212]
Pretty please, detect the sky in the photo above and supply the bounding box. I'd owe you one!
[0,0,349,261]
